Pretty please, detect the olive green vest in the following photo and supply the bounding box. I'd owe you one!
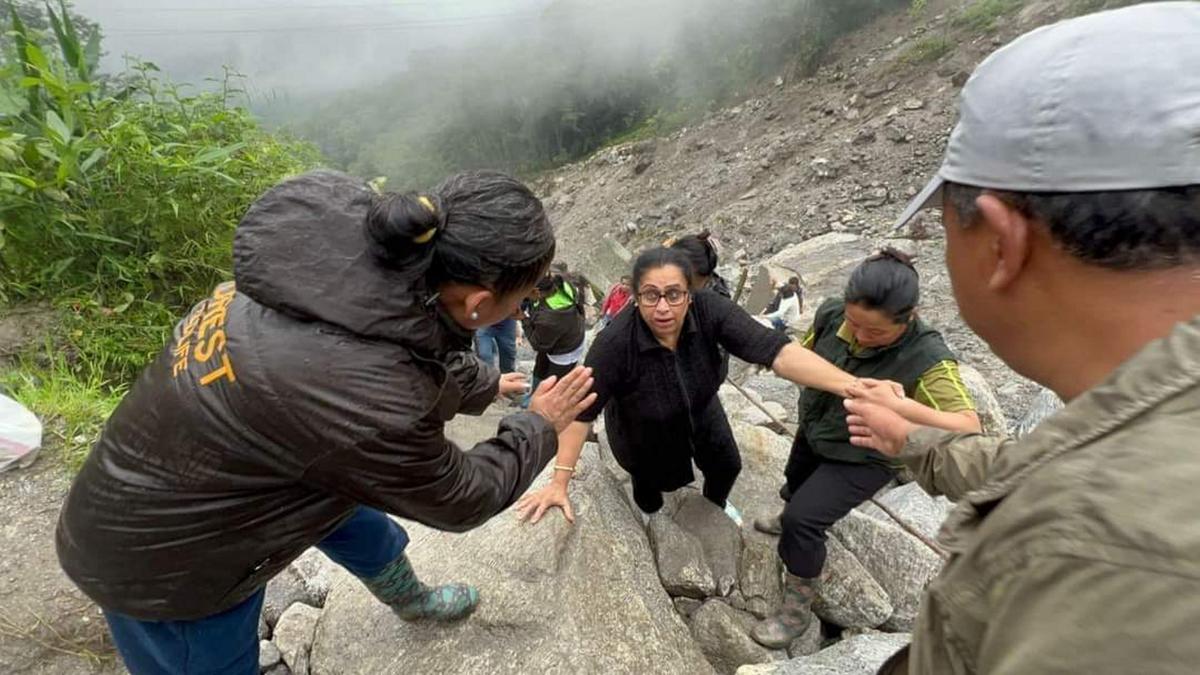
[800,299,955,466]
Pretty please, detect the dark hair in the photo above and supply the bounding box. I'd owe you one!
[788,276,800,287]
[844,247,919,324]
[669,229,720,277]
[632,247,694,291]
[780,286,796,299]
[366,170,556,296]
[944,182,1200,271]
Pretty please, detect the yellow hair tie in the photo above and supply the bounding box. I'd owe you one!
[414,195,439,243]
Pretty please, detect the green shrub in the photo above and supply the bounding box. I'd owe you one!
[954,0,1025,32]
[901,35,955,64]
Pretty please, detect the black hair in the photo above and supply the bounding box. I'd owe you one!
[944,182,1200,271]
[787,276,800,286]
[366,170,556,296]
[632,247,695,291]
[844,247,919,324]
[780,286,796,299]
[669,229,720,278]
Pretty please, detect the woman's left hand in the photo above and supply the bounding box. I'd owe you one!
[498,372,529,398]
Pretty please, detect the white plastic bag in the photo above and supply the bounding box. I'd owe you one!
[0,393,42,473]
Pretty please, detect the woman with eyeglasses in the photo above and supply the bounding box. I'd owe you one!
[515,246,858,526]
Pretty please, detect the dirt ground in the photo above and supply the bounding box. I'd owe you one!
[0,451,124,674]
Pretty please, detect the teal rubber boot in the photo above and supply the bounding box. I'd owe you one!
[362,552,480,622]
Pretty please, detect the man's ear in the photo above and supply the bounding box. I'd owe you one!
[976,193,1032,292]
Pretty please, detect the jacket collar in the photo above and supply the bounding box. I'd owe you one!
[965,314,1200,507]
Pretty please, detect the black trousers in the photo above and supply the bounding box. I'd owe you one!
[777,435,893,578]
[630,401,741,514]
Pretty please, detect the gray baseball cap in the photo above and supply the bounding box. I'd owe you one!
[894,1,1200,230]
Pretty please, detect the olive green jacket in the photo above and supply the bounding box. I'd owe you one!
[882,315,1200,674]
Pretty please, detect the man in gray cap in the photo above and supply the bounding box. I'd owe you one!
[844,3,1200,673]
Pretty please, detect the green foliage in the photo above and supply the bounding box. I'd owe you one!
[909,0,929,18]
[954,0,1025,32]
[1,3,322,384]
[2,349,124,472]
[901,35,954,64]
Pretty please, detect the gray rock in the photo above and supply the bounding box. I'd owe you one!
[263,566,319,629]
[831,510,942,632]
[959,363,1009,436]
[258,612,270,640]
[786,619,824,659]
[289,548,337,608]
[650,510,718,599]
[675,596,704,618]
[739,531,783,619]
[264,665,292,675]
[727,423,791,538]
[273,603,321,675]
[259,639,282,670]
[902,98,925,110]
[690,600,785,675]
[811,537,892,630]
[737,632,910,675]
[310,444,714,674]
[863,483,953,542]
[673,491,744,597]
[1014,387,1063,438]
[721,385,789,429]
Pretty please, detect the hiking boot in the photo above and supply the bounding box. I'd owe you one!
[754,512,783,535]
[361,552,479,622]
[750,573,817,649]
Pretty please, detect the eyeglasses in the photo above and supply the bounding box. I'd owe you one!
[638,288,689,306]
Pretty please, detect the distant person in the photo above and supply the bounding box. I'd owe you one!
[749,249,979,649]
[514,247,862,528]
[669,230,732,298]
[521,272,587,402]
[54,170,596,675]
[476,316,518,374]
[599,275,633,330]
[761,284,801,333]
[764,276,802,315]
[845,5,1200,672]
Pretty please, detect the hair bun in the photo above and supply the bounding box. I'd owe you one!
[875,246,917,269]
[366,192,445,265]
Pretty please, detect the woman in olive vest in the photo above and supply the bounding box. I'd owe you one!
[750,248,982,649]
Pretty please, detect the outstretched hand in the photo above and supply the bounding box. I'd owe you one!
[498,372,529,398]
[844,397,916,457]
[528,366,597,434]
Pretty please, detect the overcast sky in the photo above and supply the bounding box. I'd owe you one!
[70,0,550,98]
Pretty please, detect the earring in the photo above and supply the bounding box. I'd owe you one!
[470,311,479,321]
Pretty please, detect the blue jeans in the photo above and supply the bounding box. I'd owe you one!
[475,318,517,373]
[103,506,409,675]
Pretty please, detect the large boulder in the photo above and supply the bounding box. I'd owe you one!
[690,600,785,674]
[831,510,942,632]
[671,491,744,597]
[263,565,324,628]
[736,632,910,675]
[721,384,790,429]
[739,531,784,619]
[811,537,892,630]
[728,423,791,536]
[310,444,714,674]
[650,510,718,599]
[862,483,952,542]
[274,603,321,675]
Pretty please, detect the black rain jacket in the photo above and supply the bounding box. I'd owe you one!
[55,171,558,621]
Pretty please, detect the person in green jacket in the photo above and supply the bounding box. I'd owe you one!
[750,248,981,649]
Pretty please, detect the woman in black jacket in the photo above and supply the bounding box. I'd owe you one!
[55,170,596,675]
[515,247,857,525]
